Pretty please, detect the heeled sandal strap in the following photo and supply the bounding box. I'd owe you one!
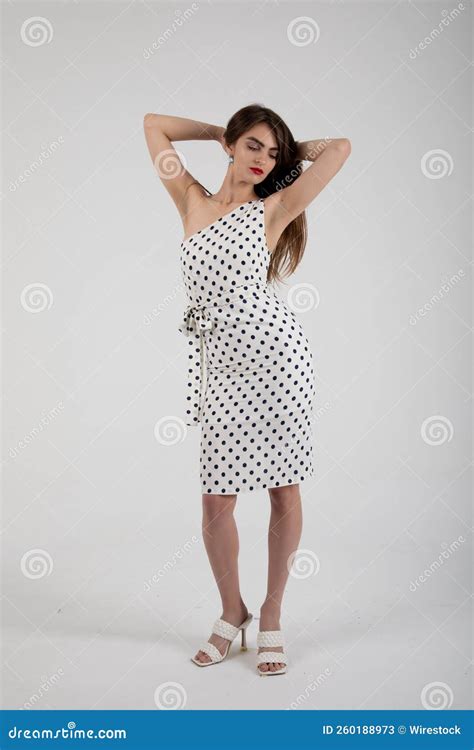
[257,630,285,648]
[257,650,288,666]
[212,618,239,640]
[198,641,225,662]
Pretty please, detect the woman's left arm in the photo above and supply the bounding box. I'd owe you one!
[296,137,349,162]
[265,137,352,237]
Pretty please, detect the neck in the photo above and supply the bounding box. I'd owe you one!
[209,174,258,205]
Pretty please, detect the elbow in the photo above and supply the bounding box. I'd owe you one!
[336,138,351,158]
[143,112,160,128]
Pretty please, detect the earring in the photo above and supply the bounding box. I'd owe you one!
[228,154,234,164]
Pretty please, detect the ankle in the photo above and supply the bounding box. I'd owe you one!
[221,600,248,623]
[259,601,281,629]
[260,600,281,617]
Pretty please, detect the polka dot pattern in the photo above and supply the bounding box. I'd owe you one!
[178,199,316,494]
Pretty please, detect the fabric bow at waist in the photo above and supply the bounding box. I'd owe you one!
[178,282,268,426]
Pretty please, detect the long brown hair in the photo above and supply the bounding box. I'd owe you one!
[188,104,307,284]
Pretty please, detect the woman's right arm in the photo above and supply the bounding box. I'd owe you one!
[143,113,224,212]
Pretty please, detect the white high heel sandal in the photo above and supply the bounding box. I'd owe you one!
[256,630,288,676]
[191,613,253,667]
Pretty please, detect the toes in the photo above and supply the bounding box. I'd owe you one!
[258,662,285,672]
[258,648,285,673]
[196,651,210,663]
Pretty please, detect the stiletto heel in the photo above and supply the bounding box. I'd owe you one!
[191,613,253,667]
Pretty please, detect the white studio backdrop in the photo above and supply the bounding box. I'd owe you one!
[1,0,472,710]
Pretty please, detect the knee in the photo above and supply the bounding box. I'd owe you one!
[202,493,236,522]
[268,484,300,512]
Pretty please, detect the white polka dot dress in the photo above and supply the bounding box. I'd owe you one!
[178,198,315,494]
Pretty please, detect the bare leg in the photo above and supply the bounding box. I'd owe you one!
[258,484,303,673]
[194,493,249,663]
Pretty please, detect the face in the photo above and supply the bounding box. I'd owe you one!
[230,124,279,183]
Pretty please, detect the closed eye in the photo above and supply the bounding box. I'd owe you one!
[248,145,277,160]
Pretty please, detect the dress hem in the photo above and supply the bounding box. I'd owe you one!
[200,469,315,496]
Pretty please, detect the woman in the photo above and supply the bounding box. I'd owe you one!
[144,104,351,676]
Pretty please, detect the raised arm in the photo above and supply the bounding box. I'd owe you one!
[143,113,223,212]
[296,137,348,162]
[266,136,352,240]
